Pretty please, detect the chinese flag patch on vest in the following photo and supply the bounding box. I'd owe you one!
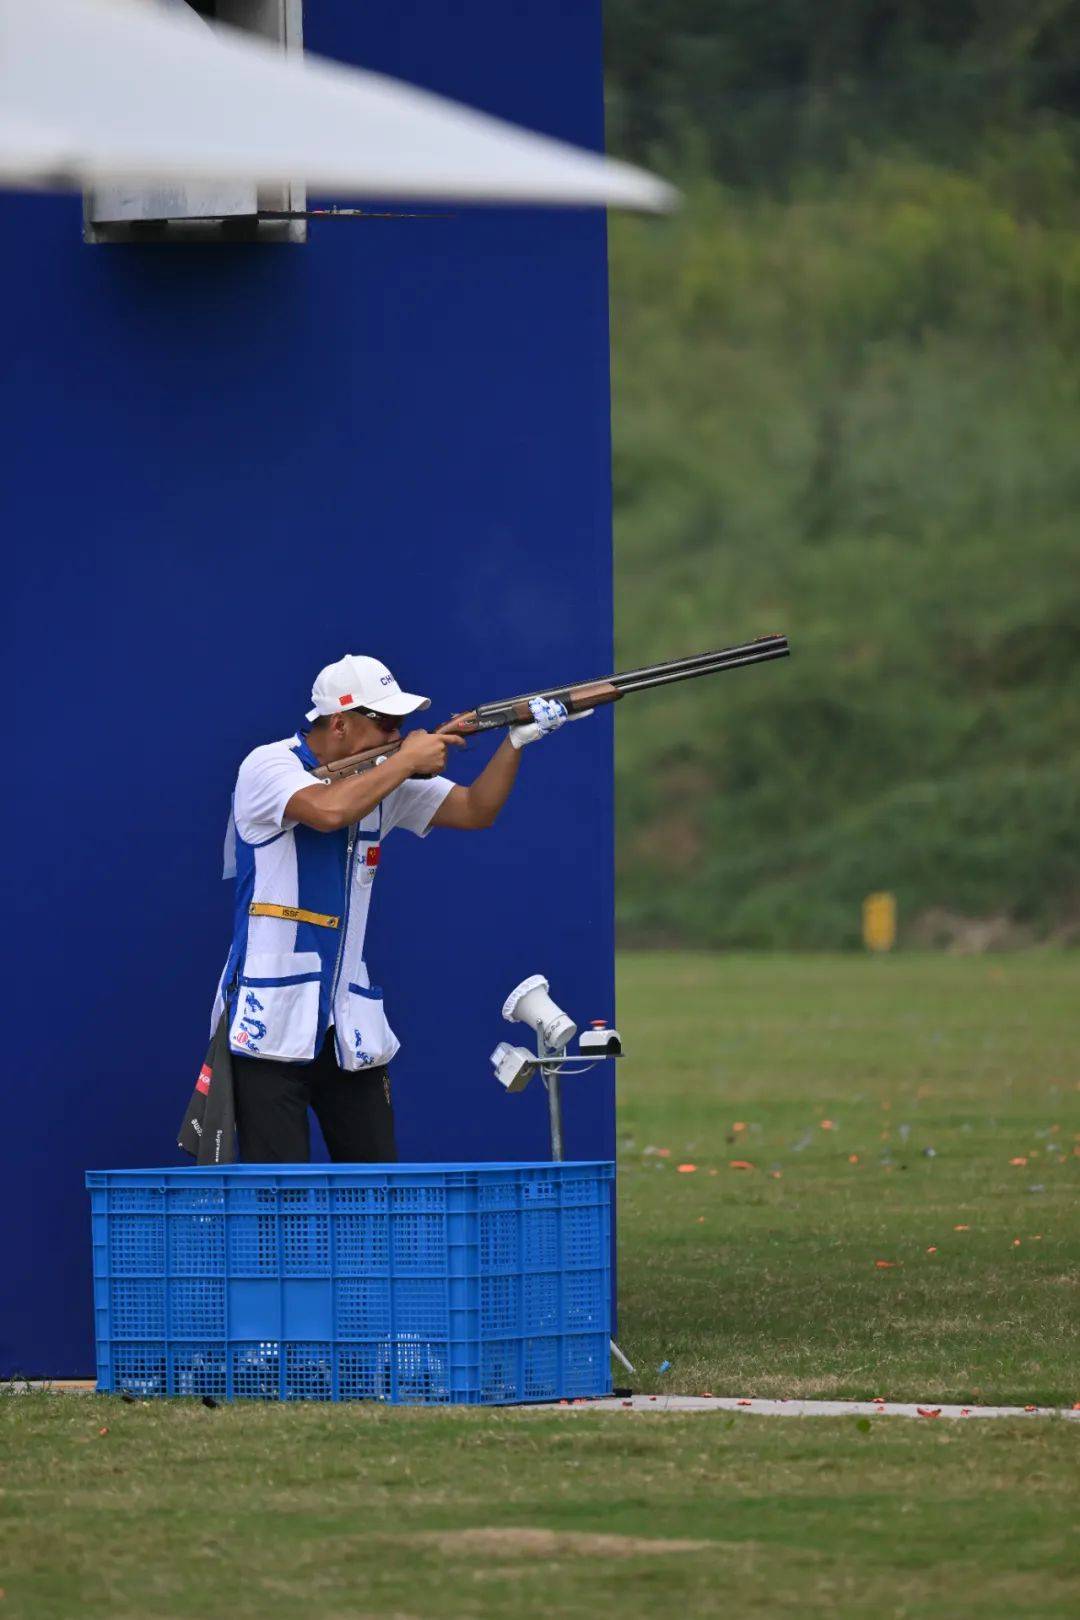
[366,845,381,868]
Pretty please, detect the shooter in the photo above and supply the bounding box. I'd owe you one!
[202,652,574,1165]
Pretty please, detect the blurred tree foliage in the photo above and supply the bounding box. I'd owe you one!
[605,8,1080,947]
[606,0,1080,183]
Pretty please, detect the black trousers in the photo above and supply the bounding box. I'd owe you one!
[232,1033,397,1163]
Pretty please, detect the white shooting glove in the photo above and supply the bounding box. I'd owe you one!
[509,695,576,750]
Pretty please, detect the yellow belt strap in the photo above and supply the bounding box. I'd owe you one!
[248,902,340,930]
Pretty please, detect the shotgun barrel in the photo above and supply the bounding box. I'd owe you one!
[472,633,790,724]
[488,634,789,710]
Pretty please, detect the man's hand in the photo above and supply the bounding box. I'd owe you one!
[509,696,587,750]
[398,728,466,776]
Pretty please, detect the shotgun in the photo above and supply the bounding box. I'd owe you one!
[313,633,790,782]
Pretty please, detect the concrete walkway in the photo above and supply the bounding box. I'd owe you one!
[538,1394,1080,1420]
[11,1380,96,1393]
[11,1383,1077,1418]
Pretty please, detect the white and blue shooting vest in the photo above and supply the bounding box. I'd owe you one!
[211,732,396,1071]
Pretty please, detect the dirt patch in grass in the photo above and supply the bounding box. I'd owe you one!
[399,1528,714,1558]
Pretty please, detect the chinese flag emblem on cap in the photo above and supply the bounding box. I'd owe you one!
[338,693,354,707]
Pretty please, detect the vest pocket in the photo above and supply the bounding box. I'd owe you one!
[341,982,399,1071]
[230,951,322,1063]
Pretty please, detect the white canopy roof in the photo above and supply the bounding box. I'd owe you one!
[0,0,675,211]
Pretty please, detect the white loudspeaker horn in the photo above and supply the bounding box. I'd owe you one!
[501,974,577,1052]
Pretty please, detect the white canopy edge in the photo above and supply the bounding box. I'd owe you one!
[0,0,676,212]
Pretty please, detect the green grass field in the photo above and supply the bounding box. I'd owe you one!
[2,953,1077,1618]
[618,952,1079,1405]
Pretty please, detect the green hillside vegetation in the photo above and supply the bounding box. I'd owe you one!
[609,136,1080,947]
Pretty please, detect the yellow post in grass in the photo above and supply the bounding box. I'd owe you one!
[863,891,897,952]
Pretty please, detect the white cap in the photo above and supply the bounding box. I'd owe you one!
[305,654,430,724]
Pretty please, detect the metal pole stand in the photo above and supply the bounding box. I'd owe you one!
[537,1032,636,1379]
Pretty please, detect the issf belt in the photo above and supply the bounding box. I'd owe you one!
[248,902,340,930]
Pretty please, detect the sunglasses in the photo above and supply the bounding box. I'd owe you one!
[355,708,400,732]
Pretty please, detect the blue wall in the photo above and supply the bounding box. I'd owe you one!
[0,2,614,1375]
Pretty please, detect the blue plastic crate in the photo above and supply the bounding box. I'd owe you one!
[87,1162,613,1404]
